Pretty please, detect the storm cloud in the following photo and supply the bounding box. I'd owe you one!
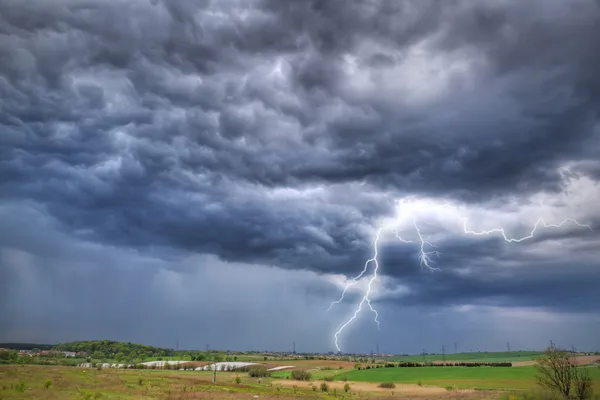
[1,0,599,353]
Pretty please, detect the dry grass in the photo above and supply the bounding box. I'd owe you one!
[0,364,523,400]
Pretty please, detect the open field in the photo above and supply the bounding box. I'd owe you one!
[334,366,600,391]
[2,360,600,400]
[0,365,503,400]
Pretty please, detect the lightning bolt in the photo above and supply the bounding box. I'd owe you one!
[332,227,383,352]
[328,199,593,352]
[463,218,593,242]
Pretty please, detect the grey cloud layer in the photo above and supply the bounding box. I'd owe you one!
[1,0,600,349]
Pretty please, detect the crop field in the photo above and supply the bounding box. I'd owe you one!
[334,366,600,391]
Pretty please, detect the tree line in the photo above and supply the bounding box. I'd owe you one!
[356,361,513,369]
[52,340,174,359]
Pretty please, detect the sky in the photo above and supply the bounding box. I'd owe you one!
[1,0,600,355]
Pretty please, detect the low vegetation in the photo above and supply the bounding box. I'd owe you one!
[1,345,600,399]
[290,369,311,380]
[247,365,270,378]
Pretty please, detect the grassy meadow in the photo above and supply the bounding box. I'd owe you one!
[333,365,600,391]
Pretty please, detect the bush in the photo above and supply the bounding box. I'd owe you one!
[235,376,241,384]
[44,379,52,389]
[291,369,312,381]
[16,381,26,392]
[324,376,334,382]
[344,383,351,392]
[320,382,329,392]
[379,382,396,389]
[417,380,423,387]
[248,366,270,378]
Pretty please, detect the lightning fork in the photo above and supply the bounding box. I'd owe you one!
[463,217,593,242]
[330,201,592,352]
[332,227,384,352]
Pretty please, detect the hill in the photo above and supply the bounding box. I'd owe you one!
[52,340,174,358]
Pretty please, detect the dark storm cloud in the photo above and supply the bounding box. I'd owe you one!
[1,0,600,349]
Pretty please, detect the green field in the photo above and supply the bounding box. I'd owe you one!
[334,366,600,391]
[388,351,544,363]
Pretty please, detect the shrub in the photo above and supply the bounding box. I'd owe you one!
[379,382,396,389]
[44,379,52,389]
[324,376,334,382]
[417,380,423,387]
[15,381,26,392]
[291,369,312,381]
[248,366,270,378]
[138,378,143,386]
[344,383,351,392]
[312,385,317,391]
[235,376,241,384]
[320,382,329,392]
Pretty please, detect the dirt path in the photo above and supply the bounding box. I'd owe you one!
[275,378,463,395]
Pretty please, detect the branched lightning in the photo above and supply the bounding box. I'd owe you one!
[463,218,593,242]
[328,199,593,352]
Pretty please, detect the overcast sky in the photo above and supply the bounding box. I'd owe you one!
[1,0,600,354]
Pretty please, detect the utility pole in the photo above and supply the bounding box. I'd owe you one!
[422,349,426,364]
[293,342,296,354]
[571,345,576,354]
[549,340,555,349]
[454,342,457,354]
[507,341,511,352]
[213,363,217,383]
[206,344,209,353]
[376,342,379,356]
[441,345,446,362]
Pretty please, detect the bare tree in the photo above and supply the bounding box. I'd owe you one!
[535,346,593,400]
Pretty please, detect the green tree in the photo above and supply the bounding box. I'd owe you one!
[115,353,124,362]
